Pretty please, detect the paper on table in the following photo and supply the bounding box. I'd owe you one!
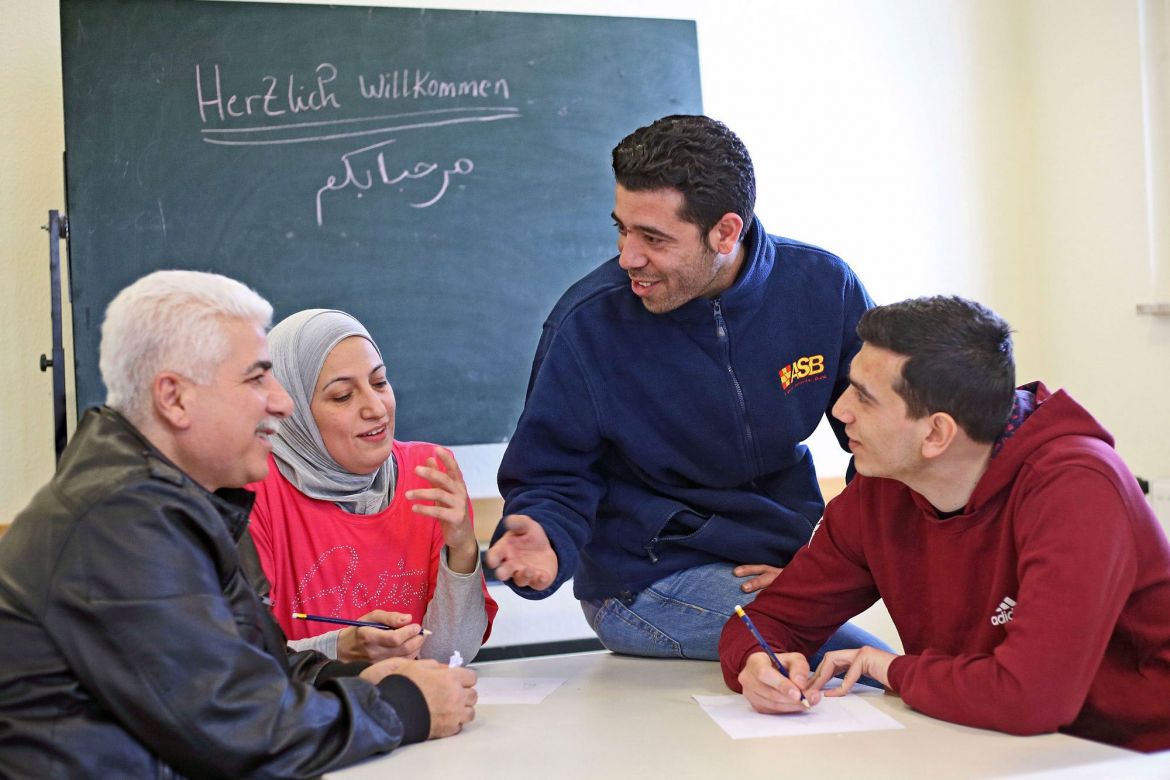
[693,691,904,739]
[475,677,568,705]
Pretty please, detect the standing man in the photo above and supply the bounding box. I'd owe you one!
[487,114,888,660]
[720,296,1170,752]
[0,271,477,778]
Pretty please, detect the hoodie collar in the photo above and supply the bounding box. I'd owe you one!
[990,385,1038,458]
[910,382,1116,521]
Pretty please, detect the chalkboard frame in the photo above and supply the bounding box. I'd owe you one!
[60,0,702,446]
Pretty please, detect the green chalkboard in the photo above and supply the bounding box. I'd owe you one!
[60,0,701,444]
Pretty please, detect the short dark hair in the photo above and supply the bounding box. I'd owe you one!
[612,115,756,240]
[856,296,1016,443]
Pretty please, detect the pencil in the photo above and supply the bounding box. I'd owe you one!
[291,612,432,635]
[734,604,810,710]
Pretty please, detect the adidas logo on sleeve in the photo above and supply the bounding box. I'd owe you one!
[990,596,1016,626]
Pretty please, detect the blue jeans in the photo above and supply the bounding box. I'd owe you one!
[580,562,893,673]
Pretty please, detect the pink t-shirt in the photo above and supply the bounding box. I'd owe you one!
[248,441,496,641]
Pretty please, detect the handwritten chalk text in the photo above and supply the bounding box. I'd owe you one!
[358,70,510,101]
[196,63,341,123]
[316,138,474,225]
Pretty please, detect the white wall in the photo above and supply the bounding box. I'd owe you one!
[3,0,1168,522]
[1017,0,1170,477]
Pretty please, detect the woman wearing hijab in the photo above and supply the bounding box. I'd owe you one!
[248,309,497,664]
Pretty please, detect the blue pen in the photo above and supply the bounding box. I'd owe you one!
[292,612,431,635]
[734,604,810,710]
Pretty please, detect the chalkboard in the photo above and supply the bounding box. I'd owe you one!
[59,0,701,444]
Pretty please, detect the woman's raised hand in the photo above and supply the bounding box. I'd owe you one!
[405,447,479,573]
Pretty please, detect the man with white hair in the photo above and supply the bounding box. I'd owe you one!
[0,270,477,778]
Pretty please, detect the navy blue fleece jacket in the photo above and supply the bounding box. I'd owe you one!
[495,217,872,602]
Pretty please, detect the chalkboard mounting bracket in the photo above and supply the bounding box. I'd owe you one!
[40,210,68,462]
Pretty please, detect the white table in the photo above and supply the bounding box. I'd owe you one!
[328,651,1142,779]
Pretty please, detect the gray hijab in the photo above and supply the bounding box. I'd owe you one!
[268,309,395,514]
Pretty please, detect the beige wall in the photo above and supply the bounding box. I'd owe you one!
[2,0,68,521]
[3,0,1168,523]
[1015,0,1170,473]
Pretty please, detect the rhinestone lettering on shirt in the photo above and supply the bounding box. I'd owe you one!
[292,545,427,616]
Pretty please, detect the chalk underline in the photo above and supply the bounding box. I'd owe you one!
[201,111,521,146]
[201,106,520,135]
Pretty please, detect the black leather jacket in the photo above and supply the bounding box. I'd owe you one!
[0,407,428,778]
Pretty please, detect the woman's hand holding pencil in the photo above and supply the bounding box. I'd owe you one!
[296,610,429,663]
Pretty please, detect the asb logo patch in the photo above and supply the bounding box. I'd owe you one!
[779,354,826,394]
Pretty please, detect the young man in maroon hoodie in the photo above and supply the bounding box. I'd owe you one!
[719,295,1170,752]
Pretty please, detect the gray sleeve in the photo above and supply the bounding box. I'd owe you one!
[419,548,489,664]
[287,629,340,660]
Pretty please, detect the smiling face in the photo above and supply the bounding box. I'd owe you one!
[831,343,931,483]
[309,335,396,475]
[612,184,742,314]
[177,318,293,491]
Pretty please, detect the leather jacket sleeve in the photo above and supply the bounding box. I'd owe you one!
[45,481,410,778]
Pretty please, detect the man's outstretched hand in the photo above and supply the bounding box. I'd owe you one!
[484,514,558,590]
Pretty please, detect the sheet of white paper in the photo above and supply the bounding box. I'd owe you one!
[693,691,905,739]
[475,677,567,705]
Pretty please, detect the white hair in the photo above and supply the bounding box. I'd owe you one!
[99,270,273,425]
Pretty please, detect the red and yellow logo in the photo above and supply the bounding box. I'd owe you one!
[779,354,825,393]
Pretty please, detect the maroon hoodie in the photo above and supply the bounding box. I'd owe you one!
[720,383,1170,751]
